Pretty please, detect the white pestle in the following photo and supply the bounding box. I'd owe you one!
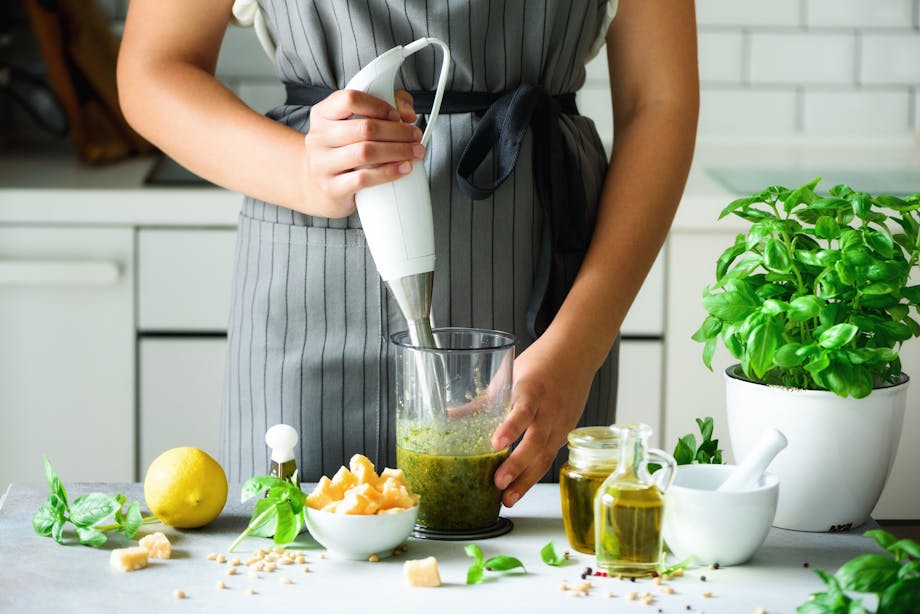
[717,428,788,492]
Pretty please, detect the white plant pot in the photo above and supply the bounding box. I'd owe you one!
[724,366,908,532]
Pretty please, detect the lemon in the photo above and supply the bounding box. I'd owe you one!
[144,447,228,529]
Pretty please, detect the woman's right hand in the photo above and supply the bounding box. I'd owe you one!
[301,90,423,218]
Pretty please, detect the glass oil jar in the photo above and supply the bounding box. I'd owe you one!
[595,423,676,577]
[559,426,619,554]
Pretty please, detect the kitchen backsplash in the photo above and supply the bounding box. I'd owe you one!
[2,0,918,147]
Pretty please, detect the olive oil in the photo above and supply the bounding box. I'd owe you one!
[594,482,664,576]
[593,423,676,578]
[559,426,619,554]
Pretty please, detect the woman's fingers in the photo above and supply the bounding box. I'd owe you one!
[311,140,424,175]
[314,89,402,121]
[322,161,417,199]
[314,117,422,149]
[495,425,557,508]
[395,90,417,123]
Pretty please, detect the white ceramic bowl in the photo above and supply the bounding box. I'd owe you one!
[303,505,419,560]
[662,464,778,567]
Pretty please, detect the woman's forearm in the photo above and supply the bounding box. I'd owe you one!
[118,49,307,210]
[544,101,697,371]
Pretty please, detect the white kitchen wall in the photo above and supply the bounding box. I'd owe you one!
[691,0,920,137]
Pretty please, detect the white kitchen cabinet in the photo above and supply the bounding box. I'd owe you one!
[665,231,920,520]
[138,338,227,477]
[0,226,134,490]
[617,340,664,448]
[138,228,237,331]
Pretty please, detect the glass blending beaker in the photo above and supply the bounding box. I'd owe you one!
[392,327,515,537]
[594,423,676,577]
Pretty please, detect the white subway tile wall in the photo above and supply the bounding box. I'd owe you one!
[698,88,799,134]
[697,31,744,83]
[802,89,911,134]
[695,0,801,27]
[690,0,920,137]
[806,0,915,28]
[861,33,920,85]
[749,32,855,85]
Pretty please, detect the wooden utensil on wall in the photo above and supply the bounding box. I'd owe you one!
[22,0,153,164]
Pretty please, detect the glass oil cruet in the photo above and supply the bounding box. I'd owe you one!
[594,423,676,577]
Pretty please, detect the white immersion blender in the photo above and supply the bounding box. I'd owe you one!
[345,38,451,411]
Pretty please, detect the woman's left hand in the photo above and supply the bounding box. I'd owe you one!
[490,335,595,507]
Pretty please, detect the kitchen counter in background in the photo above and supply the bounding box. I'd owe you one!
[0,482,887,614]
[1,137,919,520]
[2,138,919,227]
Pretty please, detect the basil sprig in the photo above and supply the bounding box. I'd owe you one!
[798,530,920,614]
[465,544,526,584]
[649,416,724,474]
[32,456,158,547]
[229,475,306,552]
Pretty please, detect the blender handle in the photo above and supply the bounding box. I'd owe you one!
[403,37,451,148]
[648,448,678,494]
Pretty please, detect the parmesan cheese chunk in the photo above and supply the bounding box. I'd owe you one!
[403,556,441,587]
[138,532,172,559]
[110,546,149,572]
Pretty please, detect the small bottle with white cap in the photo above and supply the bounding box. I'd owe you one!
[265,424,298,482]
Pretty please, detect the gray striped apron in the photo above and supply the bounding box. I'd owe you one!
[220,0,619,484]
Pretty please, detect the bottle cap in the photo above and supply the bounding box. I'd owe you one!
[265,424,298,464]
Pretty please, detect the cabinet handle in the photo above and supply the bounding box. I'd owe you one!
[0,260,121,286]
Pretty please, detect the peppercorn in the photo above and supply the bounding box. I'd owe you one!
[701,575,707,582]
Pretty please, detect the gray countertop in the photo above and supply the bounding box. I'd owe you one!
[0,482,886,614]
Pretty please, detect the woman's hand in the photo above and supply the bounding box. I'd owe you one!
[490,334,596,507]
[301,90,423,218]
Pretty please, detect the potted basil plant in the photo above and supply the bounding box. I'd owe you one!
[693,178,920,532]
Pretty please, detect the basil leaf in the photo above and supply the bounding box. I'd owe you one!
[123,501,143,539]
[273,503,297,544]
[43,457,68,510]
[51,518,65,544]
[466,564,484,585]
[879,578,920,613]
[890,538,920,562]
[32,505,57,536]
[834,554,900,593]
[541,541,566,566]
[241,476,287,502]
[818,323,858,349]
[702,290,759,322]
[249,498,279,538]
[696,417,714,443]
[464,544,484,567]
[70,493,120,527]
[483,556,525,572]
[673,435,696,465]
[75,526,107,548]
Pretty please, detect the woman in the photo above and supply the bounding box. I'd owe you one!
[117,0,698,508]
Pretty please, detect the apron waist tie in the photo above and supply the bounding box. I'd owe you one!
[284,83,591,339]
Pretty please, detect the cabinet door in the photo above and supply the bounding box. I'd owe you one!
[664,232,735,450]
[138,229,237,332]
[617,341,664,448]
[0,227,134,489]
[139,338,227,476]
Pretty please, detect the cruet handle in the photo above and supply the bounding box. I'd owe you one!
[647,448,678,494]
